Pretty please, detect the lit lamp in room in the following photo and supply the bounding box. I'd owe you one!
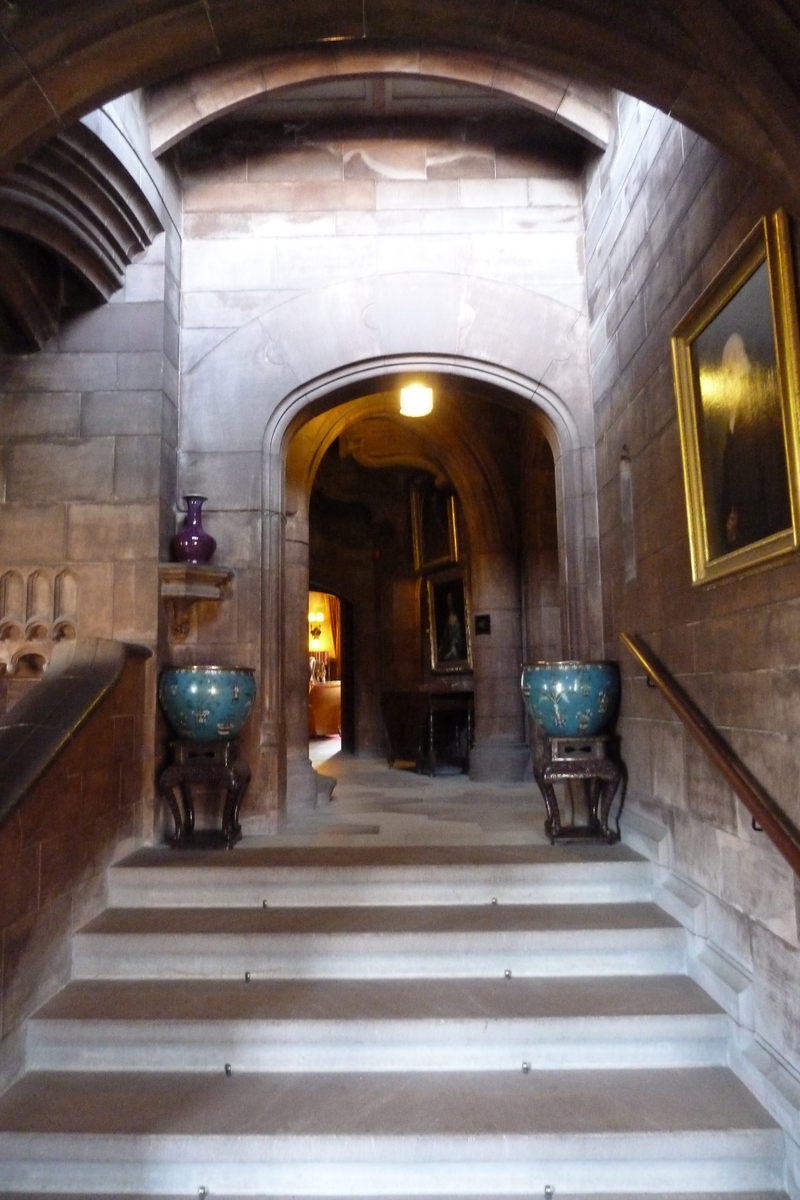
[399,382,433,417]
[308,609,325,651]
[308,608,334,682]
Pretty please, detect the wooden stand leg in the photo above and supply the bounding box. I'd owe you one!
[159,767,187,845]
[534,769,562,843]
[221,761,250,849]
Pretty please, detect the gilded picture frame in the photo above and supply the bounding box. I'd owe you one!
[427,569,472,674]
[411,480,458,572]
[671,209,800,585]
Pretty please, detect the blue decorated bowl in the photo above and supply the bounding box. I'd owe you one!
[521,660,620,737]
[159,666,256,740]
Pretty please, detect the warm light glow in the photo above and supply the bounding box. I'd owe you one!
[400,383,433,417]
[308,591,337,656]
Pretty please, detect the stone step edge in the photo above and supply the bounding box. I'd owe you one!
[3,1194,789,1200]
[25,1012,729,1072]
[107,862,654,908]
[70,936,687,981]
[0,1129,785,1196]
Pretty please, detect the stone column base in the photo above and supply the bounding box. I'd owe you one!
[287,753,337,810]
[286,754,319,810]
[469,741,530,782]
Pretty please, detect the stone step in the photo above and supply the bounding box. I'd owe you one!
[5,1195,790,1200]
[108,844,652,908]
[0,1068,784,1194]
[27,976,728,1072]
[71,902,686,980]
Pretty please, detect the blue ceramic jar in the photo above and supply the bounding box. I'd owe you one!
[159,666,256,740]
[521,660,620,737]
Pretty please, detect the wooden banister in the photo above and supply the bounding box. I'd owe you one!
[0,638,150,831]
[621,632,800,877]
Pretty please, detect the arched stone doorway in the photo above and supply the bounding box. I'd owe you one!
[259,353,600,819]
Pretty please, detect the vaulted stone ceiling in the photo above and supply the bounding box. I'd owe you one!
[0,123,162,350]
[1,0,800,203]
[2,2,800,352]
[165,66,604,198]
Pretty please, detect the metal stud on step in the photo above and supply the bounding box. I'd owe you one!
[491,897,498,904]
[245,971,251,982]
[522,1062,530,1073]
[224,1063,232,1076]
[199,1189,208,1198]
[263,899,268,907]
[544,1188,554,1199]
[504,969,512,979]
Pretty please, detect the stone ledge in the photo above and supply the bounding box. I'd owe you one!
[159,563,234,641]
[158,562,234,601]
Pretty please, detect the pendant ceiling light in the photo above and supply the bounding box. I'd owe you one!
[399,383,433,417]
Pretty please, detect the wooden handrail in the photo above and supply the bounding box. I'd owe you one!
[621,632,800,877]
[0,638,150,832]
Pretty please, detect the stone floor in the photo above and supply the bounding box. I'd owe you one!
[293,744,555,847]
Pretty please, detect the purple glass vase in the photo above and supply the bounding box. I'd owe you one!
[170,494,216,565]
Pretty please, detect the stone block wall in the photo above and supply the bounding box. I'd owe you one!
[174,129,595,806]
[586,92,800,1119]
[0,651,146,1089]
[521,427,561,664]
[177,130,592,458]
[0,93,182,836]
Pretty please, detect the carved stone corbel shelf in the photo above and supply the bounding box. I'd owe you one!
[159,563,234,640]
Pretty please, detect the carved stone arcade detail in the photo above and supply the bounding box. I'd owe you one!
[0,569,78,690]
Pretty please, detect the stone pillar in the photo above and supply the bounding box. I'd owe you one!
[468,551,528,781]
[258,504,287,826]
[283,514,318,810]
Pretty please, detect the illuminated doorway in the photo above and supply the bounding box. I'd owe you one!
[308,589,341,764]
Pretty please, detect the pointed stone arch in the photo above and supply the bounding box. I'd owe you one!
[257,351,601,817]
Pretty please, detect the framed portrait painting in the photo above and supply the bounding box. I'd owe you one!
[671,208,800,585]
[411,479,458,572]
[427,569,472,674]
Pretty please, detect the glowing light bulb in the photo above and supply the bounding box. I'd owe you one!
[400,383,433,417]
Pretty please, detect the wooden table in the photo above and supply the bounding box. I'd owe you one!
[381,688,474,775]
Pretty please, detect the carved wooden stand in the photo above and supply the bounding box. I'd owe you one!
[534,735,625,844]
[159,738,250,849]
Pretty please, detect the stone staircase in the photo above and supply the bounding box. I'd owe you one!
[0,841,789,1197]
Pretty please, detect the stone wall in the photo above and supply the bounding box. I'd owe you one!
[175,128,596,808]
[586,92,800,1167]
[521,428,561,665]
[0,93,182,836]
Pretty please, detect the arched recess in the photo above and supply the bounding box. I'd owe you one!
[147,48,612,154]
[258,352,600,816]
[285,388,524,787]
